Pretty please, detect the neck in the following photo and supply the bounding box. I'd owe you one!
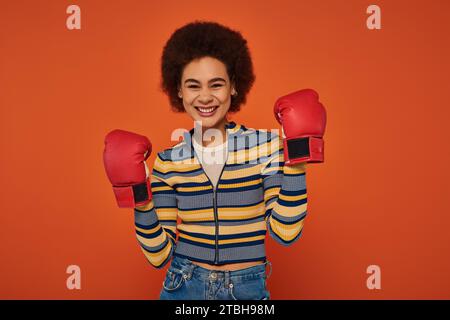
[194,118,229,148]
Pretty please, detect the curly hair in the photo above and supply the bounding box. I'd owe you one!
[160,20,255,113]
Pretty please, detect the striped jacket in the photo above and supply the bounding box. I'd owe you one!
[134,122,308,268]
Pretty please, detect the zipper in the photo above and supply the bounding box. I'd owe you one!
[200,154,227,264]
[192,131,229,265]
[213,164,226,264]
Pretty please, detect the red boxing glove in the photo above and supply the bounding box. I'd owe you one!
[103,129,152,208]
[274,89,327,165]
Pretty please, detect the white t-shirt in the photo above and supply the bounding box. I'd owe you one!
[192,134,228,188]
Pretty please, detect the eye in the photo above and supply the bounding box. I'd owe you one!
[212,83,223,88]
[187,85,199,89]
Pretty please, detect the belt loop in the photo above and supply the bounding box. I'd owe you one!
[265,260,272,279]
[186,260,196,280]
[224,270,231,288]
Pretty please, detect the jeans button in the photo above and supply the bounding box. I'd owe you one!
[210,272,217,279]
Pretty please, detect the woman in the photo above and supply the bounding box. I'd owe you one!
[105,21,314,300]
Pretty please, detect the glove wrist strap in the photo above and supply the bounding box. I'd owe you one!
[284,136,324,165]
[112,178,152,208]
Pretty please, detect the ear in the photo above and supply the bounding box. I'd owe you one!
[231,81,237,95]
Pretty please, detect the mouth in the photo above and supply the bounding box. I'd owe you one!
[194,105,219,117]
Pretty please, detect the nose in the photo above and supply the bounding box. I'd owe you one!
[197,87,215,104]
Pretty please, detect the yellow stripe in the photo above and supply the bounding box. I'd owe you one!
[218,202,263,212]
[264,187,280,201]
[273,204,307,217]
[269,219,305,241]
[140,240,172,266]
[178,210,214,222]
[154,157,201,173]
[284,163,306,174]
[262,165,281,175]
[177,185,212,193]
[219,220,266,234]
[219,179,261,189]
[152,185,173,192]
[227,139,281,165]
[136,229,167,247]
[219,235,265,245]
[279,193,307,202]
[179,233,216,245]
[136,224,160,235]
[154,208,177,215]
[177,224,216,234]
[218,211,263,220]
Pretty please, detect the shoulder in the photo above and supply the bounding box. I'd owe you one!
[234,123,281,142]
[232,124,283,162]
[152,131,196,175]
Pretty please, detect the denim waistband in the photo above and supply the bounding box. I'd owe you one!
[169,255,272,285]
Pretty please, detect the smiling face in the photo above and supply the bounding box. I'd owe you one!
[178,56,236,131]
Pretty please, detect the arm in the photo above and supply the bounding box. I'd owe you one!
[134,153,178,269]
[264,88,326,244]
[262,134,308,246]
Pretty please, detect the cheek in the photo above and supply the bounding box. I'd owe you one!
[214,90,231,103]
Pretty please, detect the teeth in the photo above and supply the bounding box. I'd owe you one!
[197,106,217,113]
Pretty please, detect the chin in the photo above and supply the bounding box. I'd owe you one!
[195,117,220,129]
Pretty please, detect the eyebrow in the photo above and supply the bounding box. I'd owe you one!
[184,77,226,84]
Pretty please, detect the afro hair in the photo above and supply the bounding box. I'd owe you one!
[160,20,255,113]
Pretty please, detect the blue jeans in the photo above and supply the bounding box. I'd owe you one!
[159,256,272,300]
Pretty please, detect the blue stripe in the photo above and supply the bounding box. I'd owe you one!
[178,205,212,212]
[278,197,307,207]
[283,172,306,177]
[218,183,261,193]
[178,199,263,211]
[220,174,261,184]
[173,253,267,265]
[219,239,265,248]
[135,221,159,230]
[218,214,265,223]
[279,189,307,196]
[178,229,266,241]
[177,236,265,249]
[271,212,307,225]
[173,181,211,188]
[153,205,177,209]
[178,237,216,249]
[176,189,213,196]
[165,229,177,240]
[136,226,163,239]
[159,219,177,224]
[151,181,167,188]
[153,167,203,177]
[181,214,265,224]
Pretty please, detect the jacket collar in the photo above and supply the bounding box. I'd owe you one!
[181,121,242,159]
[184,121,241,141]
[187,121,238,137]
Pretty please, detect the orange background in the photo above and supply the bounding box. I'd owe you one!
[1,0,449,299]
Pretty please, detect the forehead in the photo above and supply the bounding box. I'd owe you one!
[182,56,229,80]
